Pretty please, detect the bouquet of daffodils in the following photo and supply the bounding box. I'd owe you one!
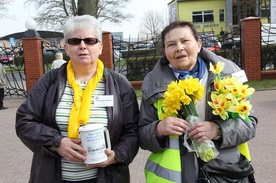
[208,61,255,122]
[161,77,219,162]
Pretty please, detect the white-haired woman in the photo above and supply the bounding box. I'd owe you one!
[16,15,139,183]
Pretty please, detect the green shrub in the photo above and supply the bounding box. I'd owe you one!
[14,56,24,66]
[43,55,55,64]
[126,56,160,81]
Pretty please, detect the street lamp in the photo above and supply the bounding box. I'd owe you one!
[24,18,40,38]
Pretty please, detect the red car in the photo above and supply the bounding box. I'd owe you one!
[0,54,14,65]
[202,41,221,52]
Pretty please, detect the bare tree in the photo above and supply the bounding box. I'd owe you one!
[97,0,133,23]
[0,0,13,18]
[233,0,258,25]
[139,10,168,40]
[78,0,98,16]
[24,0,133,30]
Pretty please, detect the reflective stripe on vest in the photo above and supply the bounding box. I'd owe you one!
[145,145,181,183]
[145,159,180,183]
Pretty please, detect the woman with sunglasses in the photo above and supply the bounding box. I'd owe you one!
[15,15,139,183]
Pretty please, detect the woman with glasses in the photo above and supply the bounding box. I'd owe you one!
[15,15,139,183]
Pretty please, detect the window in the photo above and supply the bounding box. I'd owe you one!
[260,7,270,18]
[219,9,224,22]
[260,0,270,18]
[193,10,214,23]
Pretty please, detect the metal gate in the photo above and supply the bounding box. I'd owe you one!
[1,44,27,97]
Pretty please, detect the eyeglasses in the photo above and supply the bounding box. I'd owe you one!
[67,38,99,45]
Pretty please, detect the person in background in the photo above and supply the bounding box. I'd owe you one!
[138,21,257,182]
[0,63,7,110]
[51,51,67,69]
[15,15,139,183]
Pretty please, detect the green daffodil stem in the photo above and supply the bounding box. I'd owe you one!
[216,74,221,80]
[182,102,198,117]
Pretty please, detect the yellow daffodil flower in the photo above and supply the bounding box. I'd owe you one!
[236,101,252,119]
[161,75,219,162]
[209,61,225,74]
[208,93,229,120]
[239,84,255,99]
[208,61,255,121]
[161,77,204,119]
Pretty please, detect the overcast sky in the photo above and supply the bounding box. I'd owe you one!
[0,0,168,38]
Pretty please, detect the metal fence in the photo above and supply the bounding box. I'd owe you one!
[112,34,164,81]
[1,24,276,98]
[261,24,276,70]
[112,29,243,81]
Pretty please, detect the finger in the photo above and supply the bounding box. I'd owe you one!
[171,126,184,136]
[195,136,208,143]
[105,149,112,156]
[189,122,200,131]
[63,150,86,163]
[178,119,189,127]
[173,126,186,133]
[172,126,180,133]
[71,138,82,144]
[73,149,86,160]
[71,143,86,154]
[189,126,201,136]
[63,150,82,162]
[189,129,201,139]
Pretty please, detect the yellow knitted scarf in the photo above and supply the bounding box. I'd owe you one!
[67,59,104,138]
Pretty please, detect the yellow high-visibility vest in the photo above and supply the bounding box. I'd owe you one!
[144,98,251,182]
[144,99,181,183]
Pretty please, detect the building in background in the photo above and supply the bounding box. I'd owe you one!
[0,31,64,48]
[168,0,271,35]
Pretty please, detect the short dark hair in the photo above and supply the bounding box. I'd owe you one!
[161,21,199,48]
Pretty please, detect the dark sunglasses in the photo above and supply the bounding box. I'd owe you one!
[67,38,99,45]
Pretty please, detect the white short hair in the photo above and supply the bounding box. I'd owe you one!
[63,15,102,43]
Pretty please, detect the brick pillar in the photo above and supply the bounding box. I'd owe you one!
[241,17,261,81]
[22,37,44,94]
[100,31,113,69]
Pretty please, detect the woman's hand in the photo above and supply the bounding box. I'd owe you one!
[51,137,86,162]
[155,116,189,137]
[86,149,117,168]
[188,121,218,143]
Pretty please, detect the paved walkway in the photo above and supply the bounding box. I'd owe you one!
[1,89,276,183]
